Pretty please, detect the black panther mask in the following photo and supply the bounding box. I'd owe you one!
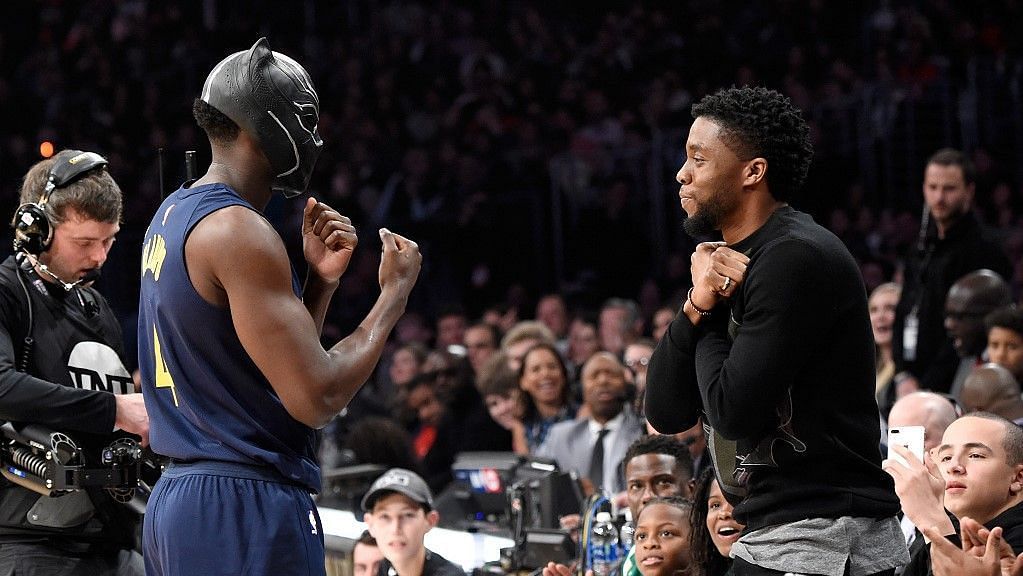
[201,37,323,197]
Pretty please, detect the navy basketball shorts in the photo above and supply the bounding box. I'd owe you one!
[143,461,326,576]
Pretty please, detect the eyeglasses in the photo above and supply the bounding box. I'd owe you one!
[625,357,650,369]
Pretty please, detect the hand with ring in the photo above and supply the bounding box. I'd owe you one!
[710,247,748,297]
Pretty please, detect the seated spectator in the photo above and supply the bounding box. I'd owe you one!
[537,352,644,496]
[885,391,960,569]
[425,348,512,455]
[870,282,902,416]
[388,342,429,400]
[883,413,1023,575]
[960,363,1023,425]
[353,530,385,576]
[568,315,601,380]
[434,304,469,353]
[986,305,1023,383]
[477,356,529,455]
[536,293,571,352]
[463,321,501,376]
[689,468,745,576]
[405,375,457,492]
[624,338,655,414]
[633,496,694,576]
[547,434,694,576]
[599,298,643,358]
[502,320,556,372]
[945,270,1013,398]
[619,435,694,576]
[518,342,577,453]
[340,416,419,473]
[362,468,463,576]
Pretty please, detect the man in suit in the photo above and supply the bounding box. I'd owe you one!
[537,352,645,495]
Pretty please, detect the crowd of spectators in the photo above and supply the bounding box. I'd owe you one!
[3,3,1023,573]
[2,0,1023,510]
[2,1,1021,340]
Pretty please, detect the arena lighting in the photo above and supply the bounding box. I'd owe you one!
[39,141,54,158]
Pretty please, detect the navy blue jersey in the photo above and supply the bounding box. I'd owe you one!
[138,183,319,492]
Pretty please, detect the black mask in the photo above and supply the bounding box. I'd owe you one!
[201,38,323,197]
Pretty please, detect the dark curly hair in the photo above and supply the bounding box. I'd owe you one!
[688,467,735,576]
[193,98,240,143]
[623,433,694,484]
[986,305,1023,337]
[691,86,813,203]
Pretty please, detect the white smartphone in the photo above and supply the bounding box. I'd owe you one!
[887,425,926,467]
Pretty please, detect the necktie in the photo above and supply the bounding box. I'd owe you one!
[589,428,610,491]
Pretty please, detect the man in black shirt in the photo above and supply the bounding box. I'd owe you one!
[646,87,907,575]
[892,149,1012,395]
[0,150,149,574]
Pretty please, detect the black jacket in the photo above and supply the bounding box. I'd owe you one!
[377,549,464,576]
[892,212,1012,393]
[646,207,900,532]
[900,500,1023,576]
[0,255,136,549]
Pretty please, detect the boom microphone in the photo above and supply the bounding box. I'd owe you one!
[80,268,101,284]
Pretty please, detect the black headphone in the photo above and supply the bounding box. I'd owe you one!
[11,150,109,255]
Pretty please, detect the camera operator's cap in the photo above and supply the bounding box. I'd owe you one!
[361,468,434,512]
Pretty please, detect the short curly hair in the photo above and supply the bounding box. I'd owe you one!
[691,86,813,203]
[193,98,240,144]
[623,434,694,482]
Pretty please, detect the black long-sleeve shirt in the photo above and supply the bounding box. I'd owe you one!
[891,212,1012,393]
[0,257,119,430]
[0,255,135,547]
[646,206,900,532]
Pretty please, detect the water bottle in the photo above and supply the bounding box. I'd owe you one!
[618,509,635,550]
[590,511,619,576]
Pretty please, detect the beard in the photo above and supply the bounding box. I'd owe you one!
[682,191,732,238]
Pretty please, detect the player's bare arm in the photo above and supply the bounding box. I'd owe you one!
[187,205,421,428]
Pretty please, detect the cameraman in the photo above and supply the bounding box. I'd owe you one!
[0,150,148,574]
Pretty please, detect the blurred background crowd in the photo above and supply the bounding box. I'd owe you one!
[1,0,1022,500]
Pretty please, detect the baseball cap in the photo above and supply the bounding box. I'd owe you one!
[361,468,434,512]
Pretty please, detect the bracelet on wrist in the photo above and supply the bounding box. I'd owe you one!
[687,287,713,317]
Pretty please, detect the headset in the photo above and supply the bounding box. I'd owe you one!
[11,150,109,255]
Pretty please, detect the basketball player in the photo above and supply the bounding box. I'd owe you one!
[138,38,421,575]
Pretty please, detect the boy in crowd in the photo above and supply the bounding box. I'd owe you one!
[884,413,1023,575]
[987,305,1023,384]
[362,468,464,576]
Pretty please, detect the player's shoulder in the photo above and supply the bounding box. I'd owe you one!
[191,204,279,253]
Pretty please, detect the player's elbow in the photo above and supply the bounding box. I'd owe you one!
[279,391,340,429]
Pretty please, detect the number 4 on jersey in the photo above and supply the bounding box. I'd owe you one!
[153,325,179,406]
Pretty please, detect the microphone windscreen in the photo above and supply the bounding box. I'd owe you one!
[81,268,101,283]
